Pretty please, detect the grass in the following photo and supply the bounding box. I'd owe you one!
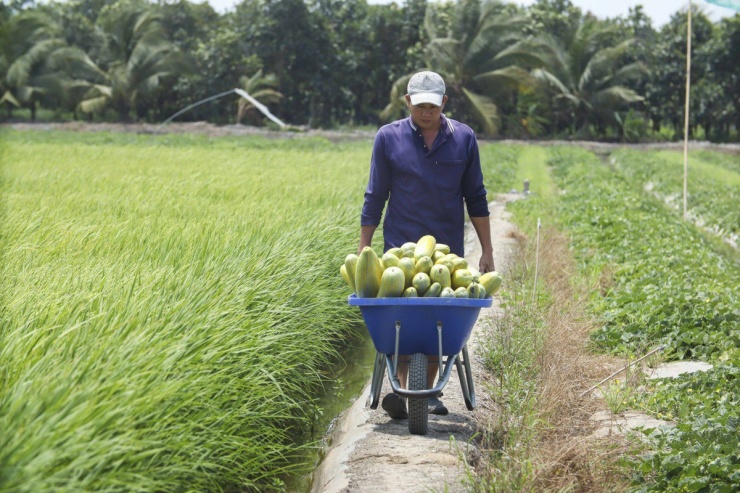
[465,144,639,492]
[0,130,373,492]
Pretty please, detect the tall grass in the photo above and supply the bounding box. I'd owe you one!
[467,144,552,491]
[0,131,372,492]
[468,144,632,492]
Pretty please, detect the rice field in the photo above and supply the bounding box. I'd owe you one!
[0,130,372,492]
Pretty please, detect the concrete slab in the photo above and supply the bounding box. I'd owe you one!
[589,410,674,439]
[645,361,713,380]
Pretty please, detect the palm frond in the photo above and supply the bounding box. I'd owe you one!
[606,62,650,87]
[532,68,573,97]
[249,89,283,105]
[461,87,499,137]
[472,66,533,94]
[486,39,549,72]
[592,86,644,107]
[0,90,21,107]
[87,84,113,98]
[78,95,109,114]
[6,39,65,87]
[52,46,108,80]
[428,38,463,73]
[379,73,413,122]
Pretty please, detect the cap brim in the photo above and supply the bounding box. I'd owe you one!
[409,93,443,106]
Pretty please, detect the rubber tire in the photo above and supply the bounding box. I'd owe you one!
[408,353,429,435]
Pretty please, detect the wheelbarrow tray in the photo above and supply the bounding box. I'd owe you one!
[348,294,492,356]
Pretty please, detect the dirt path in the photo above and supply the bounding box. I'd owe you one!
[309,194,523,493]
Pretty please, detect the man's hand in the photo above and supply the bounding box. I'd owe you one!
[479,251,495,274]
[470,215,494,273]
[359,225,377,255]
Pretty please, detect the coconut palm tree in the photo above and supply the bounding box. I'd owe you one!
[380,0,548,137]
[0,11,66,119]
[236,69,283,125]
[532,21,649,138]
[78,6,189,121]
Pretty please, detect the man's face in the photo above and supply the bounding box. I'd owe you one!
[405,95,447,130]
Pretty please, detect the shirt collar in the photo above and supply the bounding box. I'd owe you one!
[408,114,455,135]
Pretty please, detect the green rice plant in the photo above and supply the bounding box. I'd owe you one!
[0,130,373,492]
[479,143,521,198]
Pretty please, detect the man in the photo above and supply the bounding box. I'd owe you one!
[359,70,495,419]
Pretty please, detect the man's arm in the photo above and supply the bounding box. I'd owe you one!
[359,225,377,254]
[470,215,495,273]
[359,132,389,254]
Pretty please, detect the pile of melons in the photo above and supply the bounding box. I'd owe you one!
[341,235,502,298]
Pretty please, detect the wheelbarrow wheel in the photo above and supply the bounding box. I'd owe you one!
[408,352,428,435]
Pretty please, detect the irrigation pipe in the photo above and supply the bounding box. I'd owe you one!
[160,88,286,127]
[579,345,666,398]
[160,89,237,126]
[233,88,286,127]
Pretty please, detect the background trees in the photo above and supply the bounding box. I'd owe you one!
[75,4,190,121]
[1,0,738,143]
[380,0,548,136]
[0,11,70,119]
[532,20,649,139]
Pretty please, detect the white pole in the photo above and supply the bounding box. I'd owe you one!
[533,218,541,304]
[683,1,692,221]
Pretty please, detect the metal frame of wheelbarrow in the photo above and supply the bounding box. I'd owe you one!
[367,321,476,411]
[348,294,491,435]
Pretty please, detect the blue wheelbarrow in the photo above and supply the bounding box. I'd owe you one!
[348,294,492,435]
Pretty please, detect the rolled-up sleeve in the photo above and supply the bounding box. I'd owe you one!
[361,132,391,226]
[462,136,490,217]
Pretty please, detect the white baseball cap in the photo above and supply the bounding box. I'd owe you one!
[407,71,445,106]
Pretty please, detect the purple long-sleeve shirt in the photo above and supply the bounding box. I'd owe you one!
[361,115,489,256]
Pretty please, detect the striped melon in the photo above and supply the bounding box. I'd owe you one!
[355,247,382,298]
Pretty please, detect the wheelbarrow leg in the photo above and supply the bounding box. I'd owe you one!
[455,344,476,410]
[368,352,386,410]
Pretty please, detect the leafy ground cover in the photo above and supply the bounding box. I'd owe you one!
[0,130,372,492]
[610,149,740,247]
[546,146,740,491]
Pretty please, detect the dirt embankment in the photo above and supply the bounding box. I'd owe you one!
[1,121,379,143]
[5,122,739,154]
[308,195,523,493]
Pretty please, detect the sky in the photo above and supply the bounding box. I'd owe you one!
[202,0,738,28]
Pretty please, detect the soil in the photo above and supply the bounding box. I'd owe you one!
[309,195,524,493]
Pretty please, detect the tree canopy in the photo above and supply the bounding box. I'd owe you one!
[1,0,738,142]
